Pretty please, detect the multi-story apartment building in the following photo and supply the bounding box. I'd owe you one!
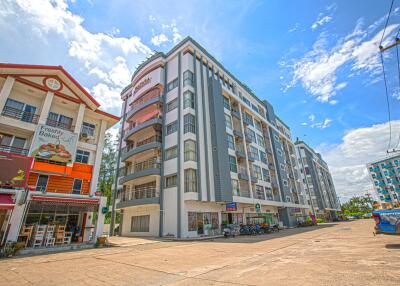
[367,154,400,206]
[0,63,119,247]
[116,37,310,238]
[295,140,340,220]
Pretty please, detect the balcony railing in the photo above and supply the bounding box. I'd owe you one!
[1,106,39,124]
[46,118,74,131]
[136,135,162,148]
[0,144,29,156]
[131,89,160,108]
[134,157,161,173]
[120,184,158,202]
[253,188,265,200]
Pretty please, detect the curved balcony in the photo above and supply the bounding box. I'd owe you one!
[116,182,160,208]
[126,94,162,121]
[119,158,161,184]
[121,135,162,162]
[124,117,162,141]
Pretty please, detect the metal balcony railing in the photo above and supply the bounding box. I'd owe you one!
[131,89,160,108]
[46,118,74,131]
[121,185,158,202]
[128,114,162,131]
[136,135,162,147]
[134,157,161,172]
[1,106,39,124]
[253,188,265,200]
[0,144,29,156]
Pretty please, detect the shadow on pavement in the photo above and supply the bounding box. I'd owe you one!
[385,243,400,249]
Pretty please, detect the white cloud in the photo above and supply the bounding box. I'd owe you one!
[150,33,169,46]
[282,13,399,103]
[317,120,400,202]
[288,23,300,33]
[311,15,332,30]
[304,114,332,129]
[91,83,121,110]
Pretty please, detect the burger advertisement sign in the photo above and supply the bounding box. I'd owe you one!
[30,124,78,163]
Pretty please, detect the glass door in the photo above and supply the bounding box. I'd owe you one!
[22,105,36,123]
[196,213,204,235]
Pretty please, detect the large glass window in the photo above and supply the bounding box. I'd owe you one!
[166,121,178,135]
[165,175,177,187]
[131,215,150,232]
[262,168,270,182]
[81,122,95,137]
[184,169,197,192]
[72,179,82,194]
[167,98,178,112]
[184,140,197,162]
[249,146,259,161]
[232,179,240,196]
[223,97,230,110]
[253,165,263,180]
[225,114,232,129]
[75,149,90,164]
[188,212,197,231]
[229,155,237,173]
[167,78,178,91]
[245,128,256,143]
[183,70,194,87]
[226,134,235,150]
[184,114,196,134]
[165,146,178,160]
[265,187,273,200]
[183,91,195,109]
[243,112,253,126]
[259,151,267,164]
[254,120,262,132]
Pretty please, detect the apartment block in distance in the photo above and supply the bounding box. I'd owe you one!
[295,140,340,220]
[116,37,310,238]
[0,63,119,248]
[367,154,400,207]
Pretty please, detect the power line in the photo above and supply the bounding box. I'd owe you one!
[395,44,400,148]
[380,0,395,47]
[380,51,393,151]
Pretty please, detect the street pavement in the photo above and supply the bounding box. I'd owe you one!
[1,220,399,286]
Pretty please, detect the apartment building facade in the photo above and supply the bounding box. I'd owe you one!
[0,63,119,246]
[367,154,400,207]
[116,37,310,238]
[295,140,340,220]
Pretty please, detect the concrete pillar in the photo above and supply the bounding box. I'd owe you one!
[90,119,107,194]
[38,91,54,124]
[6,192,27,242]
[0,76,15,112]
[95,196,107,238]
[74,103,86,134]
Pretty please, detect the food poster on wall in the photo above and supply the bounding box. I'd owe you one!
[30,124,78,163]
[0,152,33,189]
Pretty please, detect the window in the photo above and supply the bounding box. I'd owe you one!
[254,120,262,132]
[165,175,177,187]
[167,98,178,112]
[232,179,240,196]
[75,149,90,164]
[184,140,196,161]
[131,215,150,232]
[245,129,256,143]
[257,134,265,148]
[242,97,251,107]
[249,146,259,161]
[265,187,273,200]
[81,122,95,137]
[253,165,263,180]
[184,114,196,134]
[286,196,291,202]
[47,112,73,130]
[274,134,280,142]
[227,134,235,150]
[183,70,194,86]
[183,91,195,109]
[262,168,270,182]
[165,146,178,160]
[166,121,178,135]
[36,175,48,192]
[229,155,237,173]
[167,78,178,91]
[4,98,37,123]
[72,179,83,194]
[225,114,232,129]
[280,163,286,171]
[243,112,253,126]
[260,151,267,164]
[188,212,197,231]
[251,104,259,113]
[223,97,230,110]
[184,169,197,192]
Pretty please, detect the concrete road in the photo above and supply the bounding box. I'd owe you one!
[1,220,399,286]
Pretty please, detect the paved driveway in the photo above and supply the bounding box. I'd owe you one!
[1,220,399,286]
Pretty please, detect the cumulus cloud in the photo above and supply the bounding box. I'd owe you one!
[281,13,399,103]
[304,114,332,129]
[317,120,400,202]
[150,33,169,46]
[150,18,183,46]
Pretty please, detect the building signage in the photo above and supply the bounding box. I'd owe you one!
[134,77,151,94]
[0,152,33,189]
[226,202,237,211]
[255,203,261,213]
[30,124,78,164]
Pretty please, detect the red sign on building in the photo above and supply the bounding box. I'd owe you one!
[0,152,33,189]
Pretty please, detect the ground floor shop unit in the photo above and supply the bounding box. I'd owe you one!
[117,200,310,238]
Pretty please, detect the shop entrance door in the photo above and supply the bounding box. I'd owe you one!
[196,213,204,235]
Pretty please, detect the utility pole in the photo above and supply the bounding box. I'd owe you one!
[379,38,400,53]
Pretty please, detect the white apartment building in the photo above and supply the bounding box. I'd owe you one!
[116,37,310,238]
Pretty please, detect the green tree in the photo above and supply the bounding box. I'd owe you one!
[341,195,373,216]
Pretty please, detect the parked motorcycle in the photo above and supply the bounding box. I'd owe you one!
[223,225,236,238]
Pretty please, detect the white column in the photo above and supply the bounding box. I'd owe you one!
[90,119,107,194]
[38,91,54,124]
[6,192,27,242]
[74,103,86,134]
[0,76,15,112]
[95,196,107,238]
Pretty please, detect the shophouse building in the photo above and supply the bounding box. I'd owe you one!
[295,140,340,220]
[0,63,119,247]
[116,37,310,238]
[367,154,400,207]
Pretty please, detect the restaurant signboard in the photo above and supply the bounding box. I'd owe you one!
[0,152,33,189]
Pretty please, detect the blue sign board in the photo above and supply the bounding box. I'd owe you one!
[226,202,237,211]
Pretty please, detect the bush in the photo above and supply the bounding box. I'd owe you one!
[316,218,326,224]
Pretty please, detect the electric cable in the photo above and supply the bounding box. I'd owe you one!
[394,44,400,148]
[380,0,395,47]
[380,51,393,151]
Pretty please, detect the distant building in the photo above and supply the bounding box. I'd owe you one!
[295,140,340,220]
[0,63,119,247]
[115,37,310,238]
[367,154,400,206]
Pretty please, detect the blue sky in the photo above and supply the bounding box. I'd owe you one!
[1,0,400,201]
